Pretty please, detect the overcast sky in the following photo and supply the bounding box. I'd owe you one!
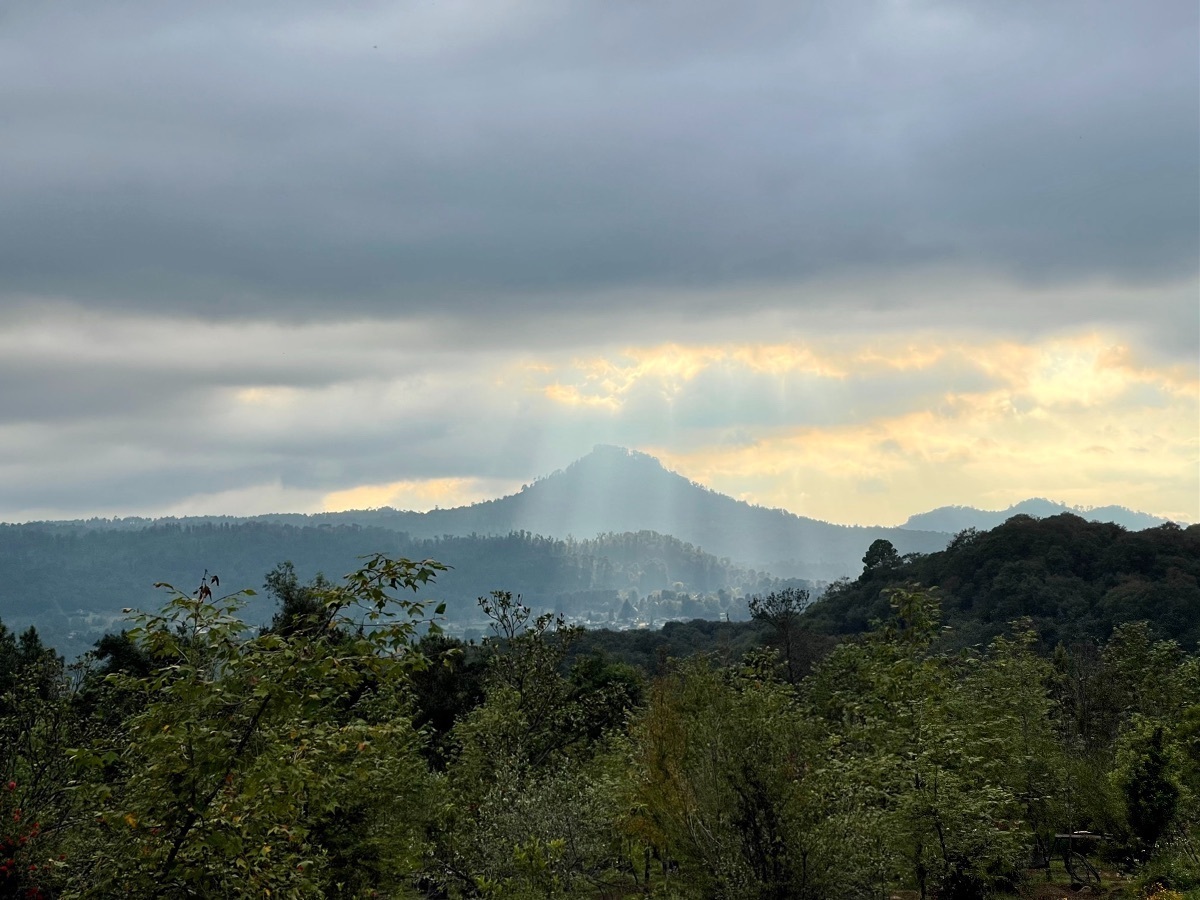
[1,0,1196,526]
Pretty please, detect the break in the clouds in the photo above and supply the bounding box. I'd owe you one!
[0,1,1195,525]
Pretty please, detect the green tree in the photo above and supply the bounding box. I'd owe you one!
[66,555,447,898]
[861,539,901,576]
[748,587,811,684]
[262,561,336,638]
[960,624,1065,882]
[437,592,634,898]
[0,624,77,899]
[1115,720,1181,860]
[407,633,487,769]
[804,588,1028,899]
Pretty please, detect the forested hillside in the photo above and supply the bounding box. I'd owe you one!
[0,522,795,658]
[805,514,1200,649]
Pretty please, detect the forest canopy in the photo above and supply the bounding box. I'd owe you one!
[804,514,1200,650]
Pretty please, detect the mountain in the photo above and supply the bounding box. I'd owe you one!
[440,446,951,578]
[67,446,944,580]
[901,498,1173,533]
[31,446,950,580]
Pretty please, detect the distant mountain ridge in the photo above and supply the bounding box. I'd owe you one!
[26,446,949,581]
[22,446,1174,581]
[900,498,1172,533]
[442,446,950,578]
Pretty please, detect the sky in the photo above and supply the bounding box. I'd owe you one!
[1,0,1196,527]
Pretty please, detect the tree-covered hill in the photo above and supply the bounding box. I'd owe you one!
[804,513,1200,648]
[0,521,794,658]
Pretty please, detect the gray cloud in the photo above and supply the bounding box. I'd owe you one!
[0,0,1194,328]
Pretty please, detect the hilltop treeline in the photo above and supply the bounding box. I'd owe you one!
[805,514,1200,649]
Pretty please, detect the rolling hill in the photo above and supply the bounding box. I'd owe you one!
[804,513,1200,649]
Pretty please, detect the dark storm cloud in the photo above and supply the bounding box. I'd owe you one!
[1,0,1194,324]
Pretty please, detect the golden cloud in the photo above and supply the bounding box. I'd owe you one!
[532,332,1198,524]
[323,476,521,513]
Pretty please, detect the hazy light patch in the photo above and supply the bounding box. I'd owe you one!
[535,343,852,411]
[558,344,715,406]
[650,380,1196,526]
[323,476,522,513]
[542,383,621,411]
[971,335,1194,411]
[533,333,1193,424]
[160,481,326,518]
[727,345,846,378]
[534,339,1013,413]
[588,333,1200,525]
[233,386,301,408]
[860,344,951,372]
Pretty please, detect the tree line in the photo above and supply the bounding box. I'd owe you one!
[808,514,1200,650]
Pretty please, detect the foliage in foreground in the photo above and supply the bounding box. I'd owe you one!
[0,552,1197,898]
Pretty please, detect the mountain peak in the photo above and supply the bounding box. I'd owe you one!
[590,443,636,457]
[581,444,663,468]
[466,447,950,579]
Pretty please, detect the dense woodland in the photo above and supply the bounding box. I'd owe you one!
[0,525,800,658]
[0,515,1197,898]
[808,515,1200,650]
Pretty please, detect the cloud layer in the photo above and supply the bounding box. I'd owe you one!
[3,1,1196,319]
[0,1,1194,524]
[1,308,1194,524]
